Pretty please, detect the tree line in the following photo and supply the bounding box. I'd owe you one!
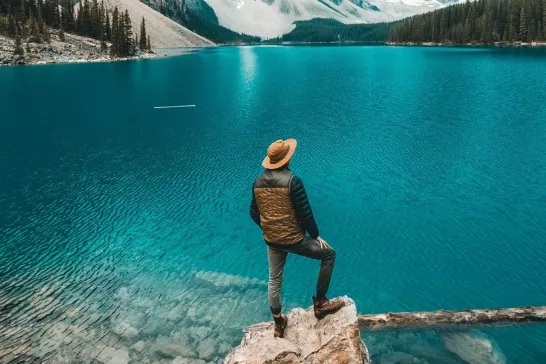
[389,0,546,44]
[0,0,152,57]
[280,18,395,43]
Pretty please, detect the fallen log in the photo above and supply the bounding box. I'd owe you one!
[358,306,546,332]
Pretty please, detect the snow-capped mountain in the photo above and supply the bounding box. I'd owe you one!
[184,0,459,38]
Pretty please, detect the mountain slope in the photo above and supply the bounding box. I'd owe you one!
[103,0,215,47]
[188,0,460,38]
[142,0,260,43]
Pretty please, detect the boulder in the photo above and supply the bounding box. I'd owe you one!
[91,346,129,364]
[171,358,207,364]
[197,338,216,360]
[12,54,26,65]
[113,322,139,339]
[131,341,149,353]
[224,296,370,364]
[154,335,197,359]
[1,54,12,65]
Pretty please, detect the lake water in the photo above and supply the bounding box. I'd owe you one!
[1,46,546,363]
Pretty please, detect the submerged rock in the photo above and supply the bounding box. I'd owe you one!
[154,335,197,359]
[131,341,149,353]
[193,271,267,290]
[113,322,139,339]
[197,338,216,359]
[442,331,506,364]
[373,351,419,364]
[91,346,129,364]
[171,358,207,364]
[224,296,370,364]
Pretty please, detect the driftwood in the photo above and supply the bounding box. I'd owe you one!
[358,306,546,332]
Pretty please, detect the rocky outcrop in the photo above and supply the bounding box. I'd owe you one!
[225,296,371,364]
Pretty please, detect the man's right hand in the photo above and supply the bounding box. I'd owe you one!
[317,237,330,249]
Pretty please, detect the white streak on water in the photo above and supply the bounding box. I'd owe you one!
[153,105,196,109]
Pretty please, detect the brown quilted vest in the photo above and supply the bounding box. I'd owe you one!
[252,168,305,245]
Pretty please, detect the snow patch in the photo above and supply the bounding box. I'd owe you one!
[196,0,455,37]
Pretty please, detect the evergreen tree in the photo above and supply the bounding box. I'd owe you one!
[110,6,119,56]
[519,7,527,41]
[82,0,91,36]
[42,20,51,42]
[37,0,45,33]
[18,0,27,28]
[90,0,99,38]
[14,34,24,54]
[61,0,75,32]
[508,3,515,41]
[75,0,82,32]
[101,34,107,51]
[147,34,151,51]
[464,19,471,42]
[53,0,61,28]
[8,14,17,36]
[431,12,437,42]
[29,13,40,41]
[542,1,546,40]
[105,11,111,41]
[1,17,8,36]
[139,16,147,50]
[118,10,125,55]
[123,9,133,55]
[59,17,65,41]
[99,0,106,39]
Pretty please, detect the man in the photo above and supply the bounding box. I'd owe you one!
[250,139,345,339]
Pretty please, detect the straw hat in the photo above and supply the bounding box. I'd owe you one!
[262,139,297,169]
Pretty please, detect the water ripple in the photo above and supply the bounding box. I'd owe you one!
[1,46,546,363]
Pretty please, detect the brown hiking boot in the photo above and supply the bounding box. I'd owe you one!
[273,315,287,338]
[313,296,345,320]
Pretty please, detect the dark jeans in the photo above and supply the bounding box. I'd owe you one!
[267,237,336,315]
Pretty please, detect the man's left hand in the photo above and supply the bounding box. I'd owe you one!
[317,237,330,249]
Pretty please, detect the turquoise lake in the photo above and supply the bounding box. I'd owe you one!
[1,46,546,363]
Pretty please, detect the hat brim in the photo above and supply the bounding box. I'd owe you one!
[262,139,297,169]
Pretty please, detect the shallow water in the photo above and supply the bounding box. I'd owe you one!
[1,46,546,363]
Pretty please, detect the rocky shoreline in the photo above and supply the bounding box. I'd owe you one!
[387,41,546,47]
[0,31,160,67]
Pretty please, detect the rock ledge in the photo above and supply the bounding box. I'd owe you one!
[225,296,371,364]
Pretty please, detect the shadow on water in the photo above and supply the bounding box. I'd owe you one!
[417,46,546,59]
